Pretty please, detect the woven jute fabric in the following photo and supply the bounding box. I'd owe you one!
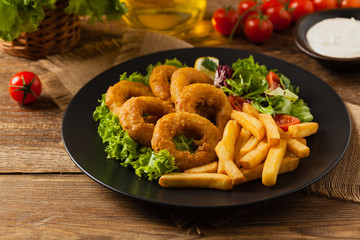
[37,29,192,110]
[36,29,359,233]
[307,101,360,201]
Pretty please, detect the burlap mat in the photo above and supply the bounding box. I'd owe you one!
[36,29,359,233]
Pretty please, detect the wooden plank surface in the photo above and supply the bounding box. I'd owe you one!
[1,174,360,239]
[1,0,360,238]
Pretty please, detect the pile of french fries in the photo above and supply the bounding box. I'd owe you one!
[159,103,319,191]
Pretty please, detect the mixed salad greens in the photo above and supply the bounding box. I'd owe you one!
[215,55,313,123]
[93,56,313,181]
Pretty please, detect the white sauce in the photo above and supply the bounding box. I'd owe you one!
[306,17,360,58]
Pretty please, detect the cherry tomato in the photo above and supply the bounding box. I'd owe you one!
[265,4,292,31]
[288,0,314,22]
[243,14,274,43]
[274,114,301,131]
[8,71,42,104]
[261,0,284,13]
[238,0,260,25]
[228,95,248,111]
[340,0,360,7]
[266,71,281,89]
[212,7,241,35]
[312,0,337,11]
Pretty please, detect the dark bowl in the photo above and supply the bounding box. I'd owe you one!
[293,8,360,72]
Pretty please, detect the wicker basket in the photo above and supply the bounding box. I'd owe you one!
[0,0,81,60]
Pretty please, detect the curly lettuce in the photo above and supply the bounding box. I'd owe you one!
[65,0,127,24]
[172,133,197,153]
[93,94,178,181]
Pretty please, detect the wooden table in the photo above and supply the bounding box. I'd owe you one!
[1,2,360,238]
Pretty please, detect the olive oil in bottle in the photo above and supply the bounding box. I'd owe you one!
[122,0,207,35]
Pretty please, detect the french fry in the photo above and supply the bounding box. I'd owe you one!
[242,102,259,118]
[240,135,260,156]
[215,120,246,183]
[221,120,241,150]
[217,156,226,174]
[234,128,252,167]
[288,122,319,138]
[287,138,310,158]
[242,152,299,182]
[224,160,246,185]
[216,120,241,174]
[184,161,218,173]
[231,110,265,140]
[262,139,287,186]
[158,172,233,191]
[239,139,270,169]
[215,120,240,161]
[296,138,307,146]
[278,126,290,140]
[259,113,280,147]
[278,127,310,158]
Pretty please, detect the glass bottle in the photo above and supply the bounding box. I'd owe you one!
[122,0,207,35]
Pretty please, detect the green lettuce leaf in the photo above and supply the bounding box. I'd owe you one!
[0,0,127,41]
[172,133,197,153]
[0,0,56,41]
[65,0,127,23]
[222,67,268,98]
[232,55,268,76]
[131,149,178,181]
[119,72,148,85]
[221,56,269,98]
[291,99,314,122]
[93,94,178,181]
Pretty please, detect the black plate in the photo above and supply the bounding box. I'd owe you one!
[294,8,360,71]
[62,47,351,208]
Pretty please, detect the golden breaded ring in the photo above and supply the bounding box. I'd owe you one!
[151,112,221,171]
[149,65,178,101]
[105,80,153,116]
[175,83,233,134]
[119,96,175,147]
[170,67,213,103]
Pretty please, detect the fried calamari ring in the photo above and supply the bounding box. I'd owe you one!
[149,65,178,101]
[105,80,153,116]
[151,112,221,171]
[119,96,175,147]
[175,83,233,134]
[170,67,213,102]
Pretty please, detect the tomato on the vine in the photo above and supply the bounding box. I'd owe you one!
[288,0,314,22]
[243,13,274,43]
[261,0,283,12]
[274,114,301,131]
[340,0,360,7]
[312,0,337,11]
[212,7,241,35]
[265,4,292,31]
[8,71,42,104]
[238,0,260,25]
